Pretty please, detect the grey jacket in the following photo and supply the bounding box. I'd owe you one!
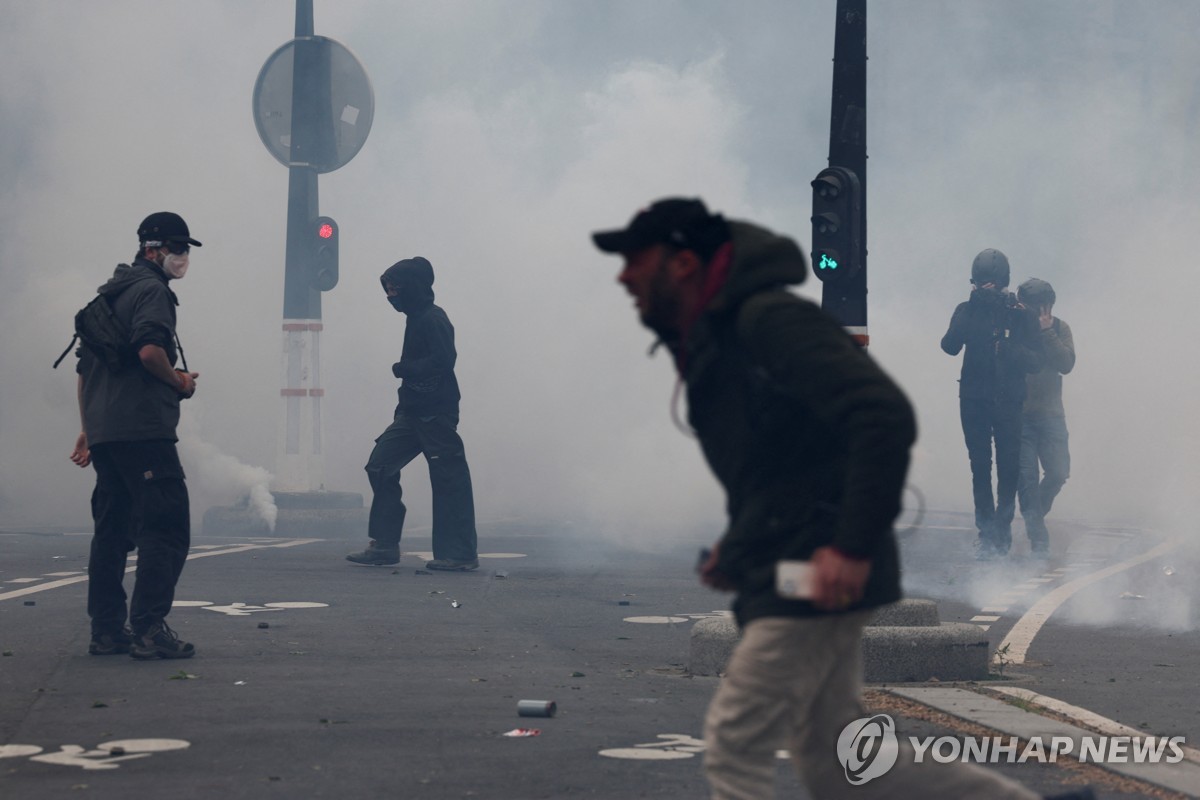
[76,259,182,445]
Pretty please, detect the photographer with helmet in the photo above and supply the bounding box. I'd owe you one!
[1015,278,1075,559]
[941,249,1043,560]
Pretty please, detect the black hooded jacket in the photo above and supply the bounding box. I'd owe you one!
[381,258,461,415]
[674,222,915,625]
[941,289,1043,404]
[76,258,182,445]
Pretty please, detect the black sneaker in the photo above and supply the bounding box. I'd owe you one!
[89,626,133,656]
[130,622,195,660]
[975,541,999,562]
[425,558,479,571]
[345,540,401,566]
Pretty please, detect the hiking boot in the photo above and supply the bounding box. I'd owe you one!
[345,540,401,566]
[425,557,479,571]
[89,626,133,656]
[130,622,195,660]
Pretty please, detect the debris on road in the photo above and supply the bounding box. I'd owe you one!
[415,569,432,575]
[23,601,35,606]
[570,671,585,678]
[257,622,270,629]
[1118,592,1145,600]
[502,728,541,737]
[169,671,197,680]
[495,571,508,579]
[451,600,461,608]
[618,601,630,606]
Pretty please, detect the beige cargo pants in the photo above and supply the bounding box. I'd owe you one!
[703,614,1041,799]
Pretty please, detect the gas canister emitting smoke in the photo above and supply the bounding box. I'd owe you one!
[177,413,278,531]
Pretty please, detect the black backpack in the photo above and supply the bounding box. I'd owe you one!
[53,286,134,371]
[53,271,188,372]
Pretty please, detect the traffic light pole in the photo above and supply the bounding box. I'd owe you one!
[277,0,326,492]
[819,0,869,346]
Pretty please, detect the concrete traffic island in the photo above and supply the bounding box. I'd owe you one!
[688,599,991,682]
[201,491,367,537]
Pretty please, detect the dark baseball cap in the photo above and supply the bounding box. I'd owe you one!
[592,197,726,257]
[137,211,202,247]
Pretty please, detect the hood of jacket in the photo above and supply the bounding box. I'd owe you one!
[381,257,435,314]
[705,221,807,316]
[97,257,171,298]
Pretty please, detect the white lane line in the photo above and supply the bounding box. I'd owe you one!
[991,687,1200,764]
[981,607,1008,613]
[5,578,42,584]
[977,625,991,631]
[0,539,322,602]
[44,571,86,577]
[995,540,1178,665]
[1027,577,1054,584]
[970,615,1001,623]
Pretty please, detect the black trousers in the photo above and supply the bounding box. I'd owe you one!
[365,412,477,562]
[959,397,1022,552]
[88,440,190,635]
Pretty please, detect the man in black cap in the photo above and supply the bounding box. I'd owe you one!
[69,211,202,659]
[593,199,1046,799]
[345,257,479,571]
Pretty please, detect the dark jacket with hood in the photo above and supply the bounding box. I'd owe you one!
[941,289,1043,404]
[675,222,915,626]
[76,257,182,445]
[382,258,461,416]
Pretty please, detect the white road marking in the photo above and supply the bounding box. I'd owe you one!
[981,607,1008,613]
[623,616,688,624]
[0,539,321,603]
[44,571,85,577]
[970,615,1001,623]
[406,551,527,561]
[5,578,41,584]
[0,745,44,758]
[977,625,991,631]
[995,539,1178,665]
[991,688,1200,764]
[1026,577,1054,584]
[263,602,328,609]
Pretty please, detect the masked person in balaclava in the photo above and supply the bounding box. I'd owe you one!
[346,257,479,571]
[69,211,202,659]
[941,249,1044,560]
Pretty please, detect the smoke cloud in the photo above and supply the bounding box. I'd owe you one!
[1,2,1197,583]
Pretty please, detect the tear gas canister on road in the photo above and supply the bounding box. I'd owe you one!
[517,700,556,718]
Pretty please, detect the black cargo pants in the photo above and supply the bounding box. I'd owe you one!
[365,412,477,562]
[88,440,190,636]
[959,397,1022,553]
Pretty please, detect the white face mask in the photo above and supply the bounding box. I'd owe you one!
[162,252,189,280]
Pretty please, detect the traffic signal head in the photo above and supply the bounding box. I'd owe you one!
[311,216,339,291]
[810,166,862,282]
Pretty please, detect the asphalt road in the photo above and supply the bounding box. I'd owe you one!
[1,516,1195,799]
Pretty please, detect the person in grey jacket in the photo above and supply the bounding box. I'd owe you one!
[1016,278,1075,557]
[70,211,201,660]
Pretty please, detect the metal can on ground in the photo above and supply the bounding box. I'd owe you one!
[517,699,556,718]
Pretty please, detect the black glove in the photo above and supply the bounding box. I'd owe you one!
[392,361,404,379]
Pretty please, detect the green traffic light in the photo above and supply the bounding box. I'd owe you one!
[819,253,838,271]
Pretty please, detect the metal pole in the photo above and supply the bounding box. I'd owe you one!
[277,0,324,491]
[820,0,869,346]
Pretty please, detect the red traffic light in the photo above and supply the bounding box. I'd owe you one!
[318,223,334,239]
